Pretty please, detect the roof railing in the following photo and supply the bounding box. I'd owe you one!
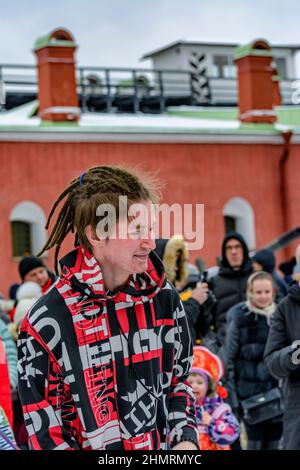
[0,63,298,113]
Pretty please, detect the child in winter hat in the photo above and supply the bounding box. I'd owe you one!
[14,282,42,327]
[188,346,240,450]
[9,282,42,341]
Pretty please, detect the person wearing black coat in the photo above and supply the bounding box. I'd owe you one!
[226,271,282,450]
[154,236,212,343]
[264,280,300,449]
[207,232,253,348]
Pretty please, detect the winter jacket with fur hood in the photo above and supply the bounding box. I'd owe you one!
[155,237,212,342]
[18,246,198,450]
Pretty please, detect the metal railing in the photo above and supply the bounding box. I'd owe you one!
[77,66,200,113]
[0,63,298,113]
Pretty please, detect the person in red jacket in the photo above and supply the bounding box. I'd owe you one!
[18,165,198,451]
[18,256,57,294]
[0,335,13,428]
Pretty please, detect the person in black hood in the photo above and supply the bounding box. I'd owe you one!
[154,236,212,343]
[264,248,300,449]
[252,249,288,302]
[279,256,297,286]
[207,231,253,348]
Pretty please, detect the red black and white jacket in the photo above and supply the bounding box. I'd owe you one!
[18,246,198,450]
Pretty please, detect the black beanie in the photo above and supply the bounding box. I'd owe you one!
[252,249,275,274]
[19,256,46,280]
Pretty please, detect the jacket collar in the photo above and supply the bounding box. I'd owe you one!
[59,246,166,302]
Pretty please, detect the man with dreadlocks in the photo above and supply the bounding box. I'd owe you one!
[17,166,198,451]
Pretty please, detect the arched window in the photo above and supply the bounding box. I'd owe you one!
[11,221,31,257]
[10,201,47,258]
[223,197,256,251]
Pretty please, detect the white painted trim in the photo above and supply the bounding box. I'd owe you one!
[40,106,80,116]
[240,109,277,120]
[0,131,283,144]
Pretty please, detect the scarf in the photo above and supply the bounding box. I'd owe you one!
[245,299,276,324]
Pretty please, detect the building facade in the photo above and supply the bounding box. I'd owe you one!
[0,30,300,294]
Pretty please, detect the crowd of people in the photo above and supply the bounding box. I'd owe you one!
[1,164,300,451]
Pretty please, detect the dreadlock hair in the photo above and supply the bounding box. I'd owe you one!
[38,165,160,274]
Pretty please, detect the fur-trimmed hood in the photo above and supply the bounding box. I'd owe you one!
[154,236,189,285]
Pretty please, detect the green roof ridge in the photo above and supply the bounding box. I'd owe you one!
[34,28,77,51]
[234,40,272,60]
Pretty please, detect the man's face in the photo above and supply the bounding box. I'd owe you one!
[24,267,49,287]
[225,239,244,269]
[92,199,156,281]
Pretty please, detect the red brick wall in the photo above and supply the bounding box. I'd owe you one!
[0,140,297,294]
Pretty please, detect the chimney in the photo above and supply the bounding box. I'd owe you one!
[272,65,282,107]
[34,28,79,122]
[234,39,277,123]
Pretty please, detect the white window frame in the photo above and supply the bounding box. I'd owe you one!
[10,201,47,257]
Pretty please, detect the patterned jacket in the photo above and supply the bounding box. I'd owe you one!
[18,246,198,450]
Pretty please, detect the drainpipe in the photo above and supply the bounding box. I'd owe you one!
[279,130,293,257]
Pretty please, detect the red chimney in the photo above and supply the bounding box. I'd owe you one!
[272,65,282,107]
[234,39,277,124]
[34,28,79,122]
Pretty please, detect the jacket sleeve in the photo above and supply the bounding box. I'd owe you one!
[167,294,199,448]
[264,304,300,378]
[225,317,240,409]
[183,297,213,343]
[0,318,18,393]
[18,317,79,450]
[182,297,200,342]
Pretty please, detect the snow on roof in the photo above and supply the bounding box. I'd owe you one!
[0,100,296,144]
[0,100,241,132]
[0,101,39,125]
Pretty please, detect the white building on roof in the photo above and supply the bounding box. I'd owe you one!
[141,40,300,105]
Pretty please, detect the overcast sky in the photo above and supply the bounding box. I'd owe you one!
[1,0,300,71]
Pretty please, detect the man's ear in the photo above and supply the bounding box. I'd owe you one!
[85,225,105,248]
